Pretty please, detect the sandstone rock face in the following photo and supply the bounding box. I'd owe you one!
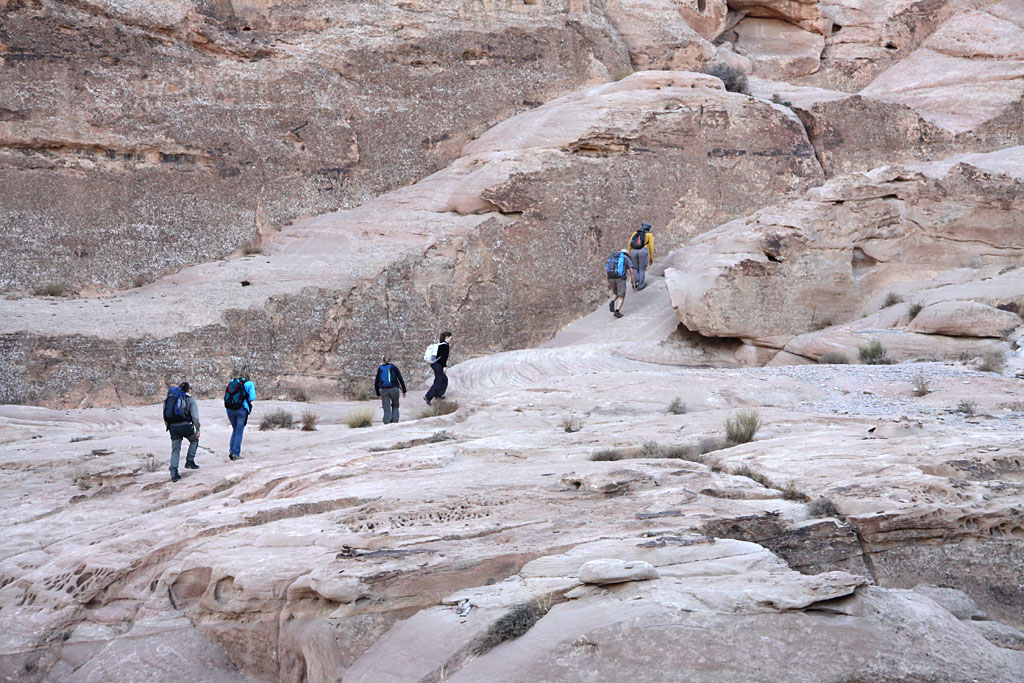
[729,0,833,35]
[0,71,825,407]
[604,0,726,70]
[0,0,632,292]
[732,17,826,78]
[665,147,1024,359]
[578,558,660,584]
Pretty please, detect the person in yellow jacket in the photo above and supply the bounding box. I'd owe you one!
[627,222,654,290]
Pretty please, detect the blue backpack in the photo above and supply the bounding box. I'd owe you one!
[379,364,396,388]
[606,252,627,278]
[163,387,190,424]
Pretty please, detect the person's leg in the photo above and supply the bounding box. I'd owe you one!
[636,250,649,288]
[184,427,199,468]
[381,390,393,424]
[629,250,642,288]
[170,433,182,472]
[392,388,400,422]
[613,278,627,316]
[227,409,239,455]
[608,279,616,311]
[425,362,443,402]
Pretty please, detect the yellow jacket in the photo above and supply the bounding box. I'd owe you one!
[627,230,654,262]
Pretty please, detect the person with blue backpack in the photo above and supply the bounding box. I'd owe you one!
[606,249,636,318]
[163,382,200,482]
[374,356,408,424]
[223,367,256,461]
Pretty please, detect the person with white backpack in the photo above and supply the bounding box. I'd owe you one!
[423,331,452,405]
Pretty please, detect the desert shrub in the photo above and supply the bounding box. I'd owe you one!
[699,436,727,454]
[704,62,748,93]
[472,603,545,656]
[345,409,373,428]
[667,397,686,415]
[639,440,662,458]
[34,282,65,297]
[591,448,629,461]
[242,242,263,255]
[780,480,810,501]
[725,409,762,444]
[807,497,839,518]
[858,340,893,365]
[260,409,294,431]
[301,410,320,431]
[561,413,583,433]
[730,464,772,488]
[132,273,151,288]
[911,372,930,397]
[883,292,903,308]
[419,399,459,419]
[345,384,373,401]
[907,301,924,320]
[818,352,849,365]
[955,399,977,416]
[978,349,1006,373]
[290,387,309,403]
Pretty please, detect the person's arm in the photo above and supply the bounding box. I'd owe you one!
[437,343,450,368]
[626,233,634,253]
[245,380,256,412]
[189,397,201,435]
[374,368,381,396]
[646,234,654,263]
[627,264,636,287]
[395,367,407,394]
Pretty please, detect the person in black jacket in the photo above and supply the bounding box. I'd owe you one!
[424,331,452,405]
[374,356,408,424]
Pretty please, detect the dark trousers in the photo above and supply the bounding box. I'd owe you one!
[380,387,401,423]
[425,361,448,401]
[169,423,198,471]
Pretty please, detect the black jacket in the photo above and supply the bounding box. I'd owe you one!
[435,341,450,368]
[374,364,407,395]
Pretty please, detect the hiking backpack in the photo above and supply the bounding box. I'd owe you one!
[379,364,395,388]
[605,252,627,278]
[224,378,247,410]
[630,230,646,250]
[163,387,190,424]
[423,343,440,363]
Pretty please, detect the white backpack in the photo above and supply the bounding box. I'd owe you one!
[423,343,440,363]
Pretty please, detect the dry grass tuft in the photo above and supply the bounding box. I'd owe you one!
[818,352,849,365]
[906,301,924,320]
[729,464,772,488]
[301,410,320,431]
[345,409,373,429]
[419,399,459,419]
[667,397,686,415]
[260,409,294,431]
[780,480,810,502]
[955,399,977,416]
[859,340,893,365]
[34,282,65,297]
[725,409,762,444]
[978,349,1006,373]
[808,497,839,518]
[883,292,903,308]
[911,372,930,397]
[561,413,583,433]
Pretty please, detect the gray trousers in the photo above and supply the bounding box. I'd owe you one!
[381,387,401,424]
[630,249,649,286]
[169,423,198,470]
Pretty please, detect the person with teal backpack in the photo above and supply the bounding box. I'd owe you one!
[605,249,636,318]
[374,356,408,424]
[223,366,255,461]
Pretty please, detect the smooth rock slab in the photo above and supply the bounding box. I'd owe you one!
[578,559,660,585]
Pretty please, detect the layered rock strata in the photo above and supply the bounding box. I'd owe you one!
[0,71,825,407]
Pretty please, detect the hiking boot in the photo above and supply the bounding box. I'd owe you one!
[424,396,432,406]
[613,310,624,318]
[170,468,181,482]
[608,300,615,312]
[637,282,647,290]
[184,460,199,470]
[229,453,243,461]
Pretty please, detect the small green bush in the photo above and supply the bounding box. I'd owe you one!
[907,301,924,320]
[883,292,903,308]
[667,397,686,415]
[704,63,748,93]
[955,399,977,416]
[978,349,1006,373]
[725,409,762,444]
[807,497,839,518]
[858,340,893,365]
[260,409,294,431]
[345,409,373,428]
[818,352,849,365]
[780,480,809,502]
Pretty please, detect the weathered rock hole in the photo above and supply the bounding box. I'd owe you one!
[170,566,212,602]
[240,280,251,287]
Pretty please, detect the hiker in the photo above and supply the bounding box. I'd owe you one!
[163,382,200,482]
[424,331,452,405]
[224,367,255,461]
[606,249,636,318]
[627,222,654,290]
[375,356,408,424]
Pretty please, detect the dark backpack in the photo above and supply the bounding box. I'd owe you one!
[163,387,190,424]
[630,230,646,250]
[379,364,395,388]
[224,378,247,410]
[606,252,627,278]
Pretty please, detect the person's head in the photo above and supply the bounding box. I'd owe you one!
[238,364,250,379]
[381,355,390,365]
[641,222,651,232]
[440,331,452,343]
[179,381,191,394]
[621,249,629,255]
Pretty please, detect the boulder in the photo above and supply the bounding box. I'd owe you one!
[906,301,1022,338]
[578,559,660,584]
[727,0,832,35]
[732,17,826,78]
[971,620,1024,651]
[911,584,987,621]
